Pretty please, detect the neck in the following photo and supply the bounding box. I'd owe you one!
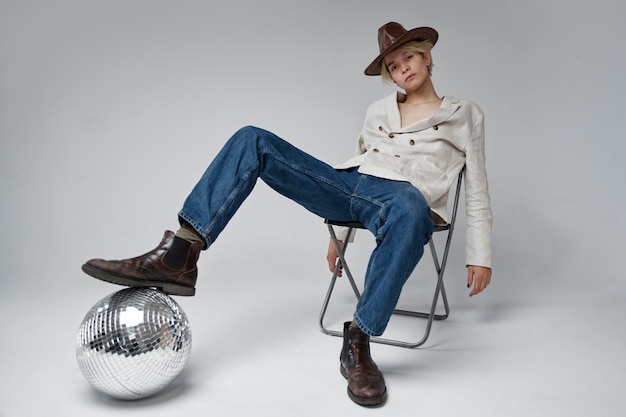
[401,78,440,104]
[399,91,441,105]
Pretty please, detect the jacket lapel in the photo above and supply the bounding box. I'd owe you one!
[385,93,461,132]
[384,92,403,130]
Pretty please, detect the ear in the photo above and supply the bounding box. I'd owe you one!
[423,51,433,67]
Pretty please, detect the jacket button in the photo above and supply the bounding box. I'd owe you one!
[395,155,401,158]
[388,133,395,138]
[433,125,439,130]
[409,139,415,145]
[373,148,379,153]
[378,126,383,131]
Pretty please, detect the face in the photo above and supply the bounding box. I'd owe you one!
[383,46,431,92]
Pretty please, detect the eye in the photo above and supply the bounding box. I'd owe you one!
[389,64,397,72]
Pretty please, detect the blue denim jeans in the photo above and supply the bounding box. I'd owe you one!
[179,126,434,336]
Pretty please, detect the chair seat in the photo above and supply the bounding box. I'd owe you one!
[324,218,450,232]
[324,219,366,229]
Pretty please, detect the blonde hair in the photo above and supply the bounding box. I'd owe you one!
[380,40,434,84]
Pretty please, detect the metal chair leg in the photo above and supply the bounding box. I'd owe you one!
[319,225,360,338]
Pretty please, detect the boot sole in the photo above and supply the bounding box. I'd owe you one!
[81,263,196,296]
[340,365,388,407]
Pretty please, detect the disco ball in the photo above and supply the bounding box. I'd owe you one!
[76,288,192,400]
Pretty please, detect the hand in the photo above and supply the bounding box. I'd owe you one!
[467,265,492,297]
[326,238,344,277]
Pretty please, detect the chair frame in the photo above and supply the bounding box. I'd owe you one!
[319,168,464,348]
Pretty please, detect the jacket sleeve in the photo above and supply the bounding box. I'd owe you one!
[463,104,493,267]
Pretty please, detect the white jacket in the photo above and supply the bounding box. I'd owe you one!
[334,93,492,268]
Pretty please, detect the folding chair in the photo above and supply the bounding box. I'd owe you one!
[319,168,464,348]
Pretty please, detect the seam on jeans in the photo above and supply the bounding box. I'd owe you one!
[349,174,386,224]
[264,149,388,222]
[203,160,260,242]
[259,147,356,196]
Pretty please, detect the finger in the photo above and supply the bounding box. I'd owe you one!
[469,285,481,297]
[327,257,343,277]
[336,259,343,277]
[470,284,483,297]
[469,277,488,297]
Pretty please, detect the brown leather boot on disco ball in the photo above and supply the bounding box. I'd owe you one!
[82,230,202,296]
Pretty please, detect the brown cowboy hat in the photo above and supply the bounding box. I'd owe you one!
[364,22,438,76]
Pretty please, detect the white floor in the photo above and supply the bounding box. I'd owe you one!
[1,208,625,417]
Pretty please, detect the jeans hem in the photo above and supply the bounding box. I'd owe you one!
[354,314,383,338]
[178,211,211,249]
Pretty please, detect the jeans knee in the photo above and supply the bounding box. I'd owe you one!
[232,125,280,151]
[232,125,261,143]
[225,125,266,155]
[236,125,261,136]
[386,192,433,242]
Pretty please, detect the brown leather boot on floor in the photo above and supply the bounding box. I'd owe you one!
[82,230,202,296]
[340,321,387,406]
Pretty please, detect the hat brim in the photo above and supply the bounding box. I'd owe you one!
[364,27,438,76]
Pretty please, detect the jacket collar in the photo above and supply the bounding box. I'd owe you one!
[384,92,460,132]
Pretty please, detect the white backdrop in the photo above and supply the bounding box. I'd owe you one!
[1,0,625,415]
[2,0,624,306]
